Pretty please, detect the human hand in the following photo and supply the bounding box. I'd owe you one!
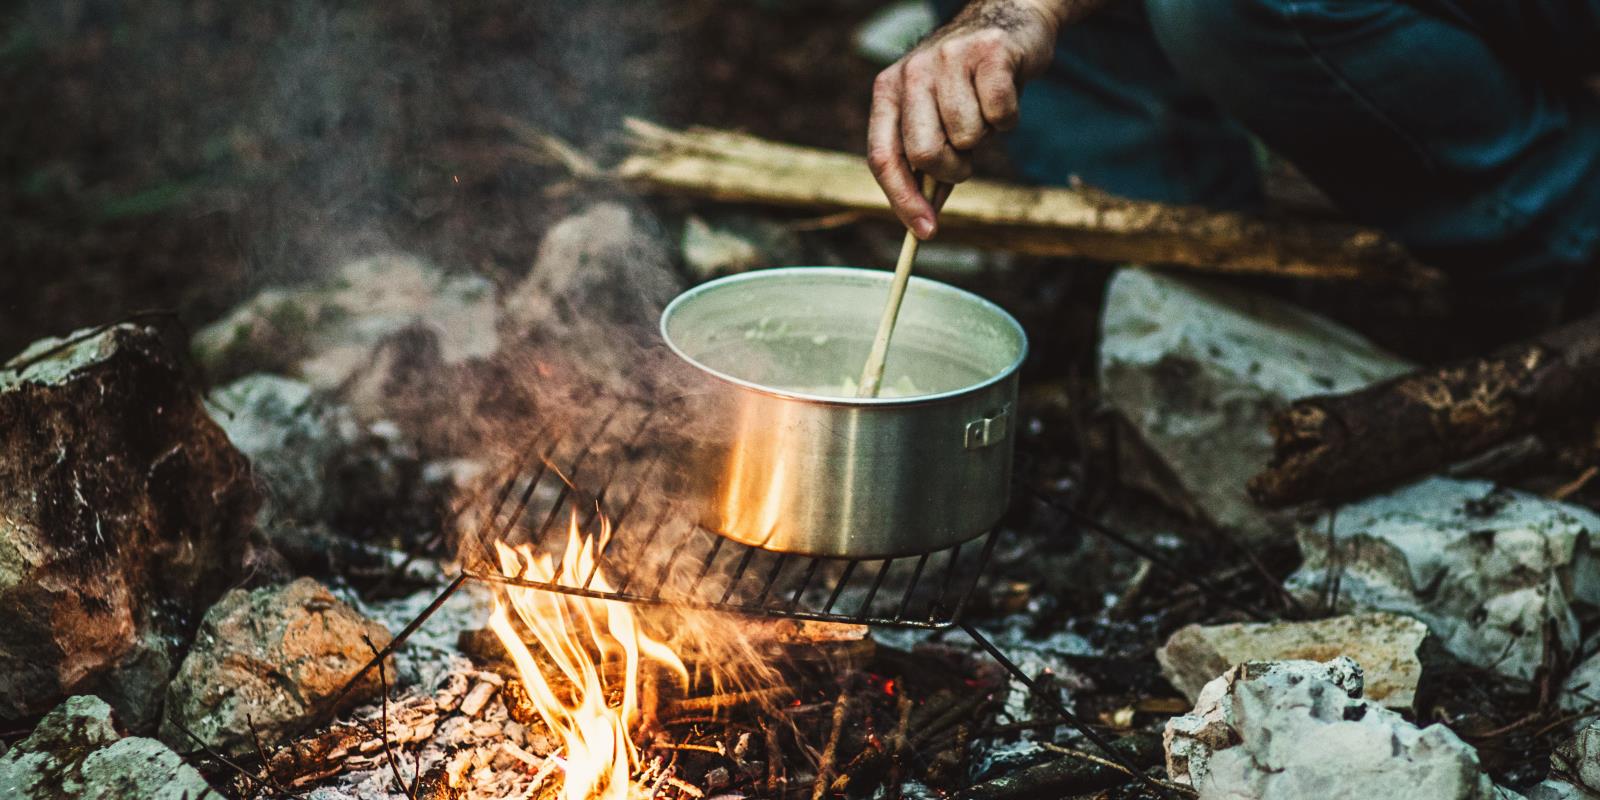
[868,0,1064,238]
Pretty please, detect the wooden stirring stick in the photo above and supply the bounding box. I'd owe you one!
[858,175,952,398]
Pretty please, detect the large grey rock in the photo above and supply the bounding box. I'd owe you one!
[501,202,684,392]
[161,577,393,756]
[1165,658,1503,799]
[1285,477,1600,681]
[1098,268,1412,539]
[1158,613,1428,709]
[0,695,213,799]
[192,253,498,395]
[207,374,433,536]
[209,373,363,523]
[0,324,259,730]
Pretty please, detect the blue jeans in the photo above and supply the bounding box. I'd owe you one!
[940,0,1600,298]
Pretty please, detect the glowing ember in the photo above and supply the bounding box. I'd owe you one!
[489,510,689,800]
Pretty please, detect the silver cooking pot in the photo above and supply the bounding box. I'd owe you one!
[659,267,1026,558]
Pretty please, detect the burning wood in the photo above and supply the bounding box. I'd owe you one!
[487,510,691,800]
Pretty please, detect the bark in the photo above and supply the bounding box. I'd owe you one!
[615,118,1438,286]
[1249,314,1600,508]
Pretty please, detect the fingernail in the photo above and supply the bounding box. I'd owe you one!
[913,218,935,239]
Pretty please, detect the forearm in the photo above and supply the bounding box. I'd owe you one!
[942,0,1117,41]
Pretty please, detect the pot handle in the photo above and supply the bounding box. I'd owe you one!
[964,404,1012,450]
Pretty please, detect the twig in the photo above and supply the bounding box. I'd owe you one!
[319,574,469,729]
[1551,465,1600,500]
[959,622,1177,797]
[766,720,784,796]
[784,210,867,232]
[829,691,915,795]
[655,742,726,756]
[810,688,852,800]
[245,715,289,795]
[910,692,992,749]
[1029,488,1270,621]
[886,691,914,799]
[666,686,794,715]
[363,636,418,800]
[164,712,271,797]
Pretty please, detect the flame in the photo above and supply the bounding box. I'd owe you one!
[489,510,689,800]
[720,437,788,547]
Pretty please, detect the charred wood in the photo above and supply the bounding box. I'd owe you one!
[954,733,1164,800]
[1250,314,1600,508]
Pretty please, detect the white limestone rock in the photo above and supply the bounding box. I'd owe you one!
[0,695,214,799]
[1158,613,1428,709]
[1285,477,1600,681]
[1098,268,1412,539]
[192,253,498,391]
[1165,657,1502,799]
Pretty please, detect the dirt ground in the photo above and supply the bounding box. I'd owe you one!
[0,0,897,358]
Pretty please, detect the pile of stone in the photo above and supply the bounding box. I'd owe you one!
[1097,267,1600,799]
[0,201,699,798]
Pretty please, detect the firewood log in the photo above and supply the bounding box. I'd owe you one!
[1249,313,1600,508]
[616,118,1438,286]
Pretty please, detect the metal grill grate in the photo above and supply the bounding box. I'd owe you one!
[454,389,999,629]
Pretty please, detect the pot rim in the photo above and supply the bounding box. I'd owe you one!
[660,266,1028,407]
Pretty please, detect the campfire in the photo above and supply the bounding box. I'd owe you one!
[488,510,690,800]
[13,7,1600,794]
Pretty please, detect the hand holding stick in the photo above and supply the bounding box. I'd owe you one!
[858,175,952,397]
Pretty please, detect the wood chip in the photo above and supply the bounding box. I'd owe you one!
[459,679,502,718]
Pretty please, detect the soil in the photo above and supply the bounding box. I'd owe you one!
[0,0,888,359]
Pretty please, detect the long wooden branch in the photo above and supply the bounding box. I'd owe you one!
[615,118,1438,286]
[1249,313,1600,508]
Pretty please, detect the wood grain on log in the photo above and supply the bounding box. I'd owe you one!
[616,118,1438,286]
[1249,314,1600,508]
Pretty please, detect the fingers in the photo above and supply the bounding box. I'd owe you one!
[901,60,973,187]
[974,52,1021,131]
[868,66,935,237]
[933,46,987,150]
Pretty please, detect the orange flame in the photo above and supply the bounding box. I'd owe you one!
[489,510,689,800]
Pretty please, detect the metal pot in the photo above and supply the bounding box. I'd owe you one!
[659,267,1027,558]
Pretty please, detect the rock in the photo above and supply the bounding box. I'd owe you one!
[854,0,938,64]
[1165,657,1503,799]
[1158,613,1428,709]
[0,324,259,730]
[207,374,436,538]
[0,695,213,799]
[192,253,498,394]
[501,202,684,392]
[208,373,362,522]
[1098,268,1412,539]
[1526,721,1600,799]
[1561,648,1600,718]
[160,577,394,756]
[681,212,803,279]
[1285,477,1600,681]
